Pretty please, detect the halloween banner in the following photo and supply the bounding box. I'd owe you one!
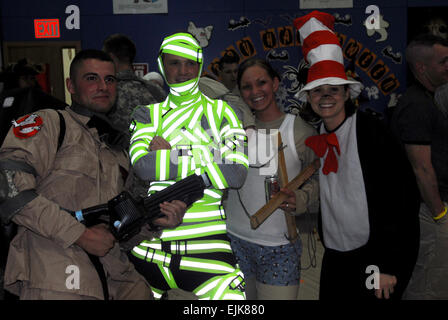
[196,7,406,118]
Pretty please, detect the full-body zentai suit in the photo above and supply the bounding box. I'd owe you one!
[128,33,248,300]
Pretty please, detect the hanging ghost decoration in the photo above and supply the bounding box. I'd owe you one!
[188,21,213,47]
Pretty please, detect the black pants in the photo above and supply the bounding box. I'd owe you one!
[319,245,407,301]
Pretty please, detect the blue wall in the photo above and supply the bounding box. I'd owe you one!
[1,0,448,115]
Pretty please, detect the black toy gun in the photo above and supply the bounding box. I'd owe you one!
[71,174,206,241]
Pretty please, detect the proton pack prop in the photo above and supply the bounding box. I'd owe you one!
[71,173,206,241]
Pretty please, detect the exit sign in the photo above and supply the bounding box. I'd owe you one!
[34,19,60,39]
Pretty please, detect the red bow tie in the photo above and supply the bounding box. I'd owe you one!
[305,133,340,175]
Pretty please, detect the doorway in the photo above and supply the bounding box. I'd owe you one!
[3,41,81,104]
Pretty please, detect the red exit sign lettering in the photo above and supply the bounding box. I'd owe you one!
[34,19,60,39]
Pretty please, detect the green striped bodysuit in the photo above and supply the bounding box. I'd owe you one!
[128,33,248,300]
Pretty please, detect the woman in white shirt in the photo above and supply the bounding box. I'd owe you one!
[225,57,319,300]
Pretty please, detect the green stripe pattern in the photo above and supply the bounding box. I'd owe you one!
[129,33,247,299]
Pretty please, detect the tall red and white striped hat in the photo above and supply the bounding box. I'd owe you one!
[294,11,363,102]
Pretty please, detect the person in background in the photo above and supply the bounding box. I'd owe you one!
[0,60,67,145]
[199,74,255,129]
[143,71,165,89]
[217,54,239,92]
[224,57,319,300]
[102,33,166,145]
[295,10,420,300]
[391,34,448,300]
[1,59,39,91]
[102,33,167,200]
[210,54,258,131]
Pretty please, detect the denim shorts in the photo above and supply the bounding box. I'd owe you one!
[228,234,302,286]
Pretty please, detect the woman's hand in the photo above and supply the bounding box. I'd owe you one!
[278,187,296,212]
[375,273,397,299]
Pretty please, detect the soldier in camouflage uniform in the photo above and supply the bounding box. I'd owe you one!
[103,33,167,199]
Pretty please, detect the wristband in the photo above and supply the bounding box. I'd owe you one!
[75,210,84,222]
[433,205,448,221]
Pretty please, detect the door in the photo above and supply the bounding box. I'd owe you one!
[3,41,81,104]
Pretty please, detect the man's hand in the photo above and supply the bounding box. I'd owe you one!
[153,200,187,229]
[149,136,171,151]
[375,273,397,299]
[75,224,115,257]
[405,144,445,217]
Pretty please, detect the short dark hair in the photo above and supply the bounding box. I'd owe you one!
[406,34,448,71]
[103,33,137,64]
[69,49,114,80]
[237,57,280,89]
[218,54,240,70]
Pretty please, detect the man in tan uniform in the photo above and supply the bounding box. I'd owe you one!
[0,49,186,300]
